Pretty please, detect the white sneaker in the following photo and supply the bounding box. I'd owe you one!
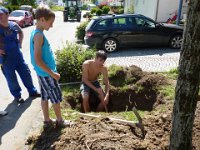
[0,110,8,116]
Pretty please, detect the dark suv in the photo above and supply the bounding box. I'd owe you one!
[84,14,183,52]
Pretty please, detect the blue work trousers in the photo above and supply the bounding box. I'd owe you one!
[2,60,37,99]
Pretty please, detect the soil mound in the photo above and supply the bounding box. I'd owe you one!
[27,102,200,150]
[65,65,168,112]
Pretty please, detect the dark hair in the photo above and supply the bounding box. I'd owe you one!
[96,50,107,60]
[35,6,55,20]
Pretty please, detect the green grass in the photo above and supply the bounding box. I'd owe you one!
[135,85,144,94]
[160,68,178,80]
[49,106,79,121]
[157,68,177,100]
[118,110,146,121]
[118,85,130,92]
[159,85,175,100]
[49,84,80,119]
[50,5,64,11]
[108,64,124,78]
[50,105,145,122]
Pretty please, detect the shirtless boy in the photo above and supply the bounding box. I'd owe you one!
[80,50,110,112]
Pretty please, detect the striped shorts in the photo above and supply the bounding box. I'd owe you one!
[38,76,62,104]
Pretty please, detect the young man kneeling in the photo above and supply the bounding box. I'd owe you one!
[80,50,110,113]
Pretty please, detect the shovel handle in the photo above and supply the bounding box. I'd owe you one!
[103,103,108,112]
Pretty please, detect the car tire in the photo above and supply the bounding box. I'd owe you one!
[170,34,183,49]
[31,20,34,25]
[103,38,118,53]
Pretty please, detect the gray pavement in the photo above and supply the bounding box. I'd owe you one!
[0,11,180,150]
[106,47,180,72]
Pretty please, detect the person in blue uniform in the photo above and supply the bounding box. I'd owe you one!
[0,7,40,103]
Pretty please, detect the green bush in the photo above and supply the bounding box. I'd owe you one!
[82,4,88,10]
[83,12,93,18]
[102,5,110,14]
[55,43,95,83]
[118,8,124,14]
[127,6,134,13]
[91,7,97,14]
[96,9,102,16]
[75,21,89,41]
[5,5,19,12]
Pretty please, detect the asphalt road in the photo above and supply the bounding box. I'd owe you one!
[0,11,180,150]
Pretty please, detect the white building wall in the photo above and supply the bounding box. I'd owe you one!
[124,0,134,13]
[157,0,179,22]
[58,0,64,6]
[134,0,187,22]
[134,0,157,19]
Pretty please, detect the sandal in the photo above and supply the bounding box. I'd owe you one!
[43,119,56,129]
[56,119,75,128]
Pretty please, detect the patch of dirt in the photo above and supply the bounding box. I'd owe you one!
[65,65,168,112]
[27,102,200,150]
[26,66,200,149]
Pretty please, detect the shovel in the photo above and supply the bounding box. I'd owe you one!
[132,107,146,138]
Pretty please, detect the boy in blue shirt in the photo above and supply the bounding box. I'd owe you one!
[30,6,72,128]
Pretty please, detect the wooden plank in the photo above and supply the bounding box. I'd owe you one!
[78,113,138,125]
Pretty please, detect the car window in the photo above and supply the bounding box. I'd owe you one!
[135,17,156,28]
[112,17,126,28]
[86,19,95,30]
[95,19,110,30]
[10,11,24,17]
[126,17,138,28]
[111,17,137,29]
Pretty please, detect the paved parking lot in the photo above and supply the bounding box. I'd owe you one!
[105,47,180,72]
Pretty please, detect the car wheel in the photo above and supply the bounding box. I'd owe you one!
[103,38,118,52]
[170,35,183,49]
[31,20,34,25]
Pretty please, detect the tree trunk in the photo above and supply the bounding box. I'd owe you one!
[169,1,200,150]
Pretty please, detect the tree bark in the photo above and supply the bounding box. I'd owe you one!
[169,1,200,150]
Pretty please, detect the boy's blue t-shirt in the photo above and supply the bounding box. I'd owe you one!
[30,29,57,77]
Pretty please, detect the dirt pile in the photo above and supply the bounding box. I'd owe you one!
[66,65,168,112]
[27,102,200,150]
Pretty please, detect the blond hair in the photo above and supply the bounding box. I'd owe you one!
[35,5,55,20]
